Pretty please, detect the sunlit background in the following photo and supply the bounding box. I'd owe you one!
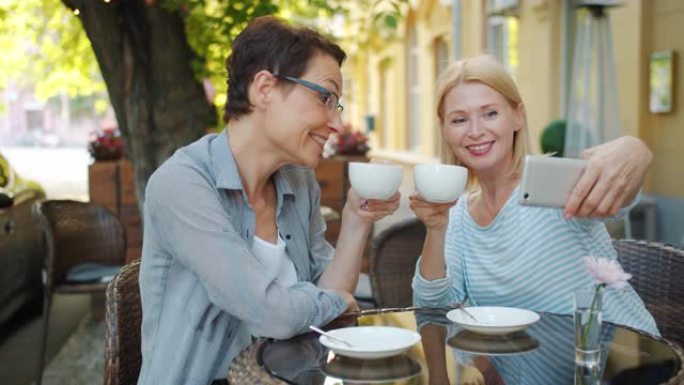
[2,0,682,244]
[1,1,683,384]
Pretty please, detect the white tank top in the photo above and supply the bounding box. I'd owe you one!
[251,232,298,287]
[234,232,298,341]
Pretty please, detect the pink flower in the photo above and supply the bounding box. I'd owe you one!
[583,255,632,289]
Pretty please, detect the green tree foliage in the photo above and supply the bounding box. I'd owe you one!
[339,0,407,52]
[162,0,281,109]
[1,0,406,115]
[2,0,408,204]
[0,0,105,101]
[160,0,406,108]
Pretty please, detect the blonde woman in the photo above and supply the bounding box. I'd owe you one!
[410,55,658,334]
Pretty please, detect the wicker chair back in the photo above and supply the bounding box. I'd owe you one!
[33,200,125,289]
[104,260,142,385]
[614,239,684,348]
[369,218,426,308]
[32,200,126,385]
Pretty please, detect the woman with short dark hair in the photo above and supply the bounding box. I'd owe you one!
[138,16,400,384]
[223,16,347,122]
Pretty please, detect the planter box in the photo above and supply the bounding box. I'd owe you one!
[88,159,142,264]
[315,155,368,244]
[315,155,372,271]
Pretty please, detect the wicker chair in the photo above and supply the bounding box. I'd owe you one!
[369,218,426,308]
[613,239,684,348]
[104,260,142,385]
[32,200,126,385]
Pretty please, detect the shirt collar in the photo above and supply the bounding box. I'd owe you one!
[210,129,242,190]
[210,129,295,197]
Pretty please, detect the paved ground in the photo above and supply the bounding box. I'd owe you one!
[0,294,91,385]
[1,146,90,201]
[1,146,97,385]
[37,312,103,385]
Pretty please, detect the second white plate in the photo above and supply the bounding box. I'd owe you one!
[318,326,421,359]
[446,306,540,335]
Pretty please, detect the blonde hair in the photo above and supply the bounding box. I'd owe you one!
[435,55,532,187]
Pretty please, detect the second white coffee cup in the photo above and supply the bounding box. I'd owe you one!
[414,164,468,203]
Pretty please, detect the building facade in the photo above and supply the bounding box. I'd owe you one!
[341,0,684,246]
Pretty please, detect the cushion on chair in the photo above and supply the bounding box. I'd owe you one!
[65,263,123,283]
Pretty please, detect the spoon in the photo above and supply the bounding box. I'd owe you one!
[459,308,479,323]
[455,294,479,323]
[309,325,354,347]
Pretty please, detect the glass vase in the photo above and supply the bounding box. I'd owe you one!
[574,361,602,385]
[574,286,603,367]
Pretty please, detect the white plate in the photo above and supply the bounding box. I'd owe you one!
[446,307,540,335]
[318,326,421,359]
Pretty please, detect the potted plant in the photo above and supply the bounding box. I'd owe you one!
[324,123,371,158]
[88,127,125,161]
[540,119,566,157]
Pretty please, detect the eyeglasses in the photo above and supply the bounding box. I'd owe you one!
[277,76,344,113]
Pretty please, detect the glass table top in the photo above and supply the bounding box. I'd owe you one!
[251,310,684,385]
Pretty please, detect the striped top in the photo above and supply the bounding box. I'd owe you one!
[413,184,659,335]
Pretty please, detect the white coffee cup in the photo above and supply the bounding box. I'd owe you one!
[349,162,403,200]
[414,164,468,203]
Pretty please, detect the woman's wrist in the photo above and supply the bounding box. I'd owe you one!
[425,225,448,236]
[341,201,374,227]
[418,229,448,280]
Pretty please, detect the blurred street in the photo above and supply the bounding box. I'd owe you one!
[1,146,90,201]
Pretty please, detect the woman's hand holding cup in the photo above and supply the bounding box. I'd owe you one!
[409,164,467,230]
[346,188,401,223]
[346,161,403,223]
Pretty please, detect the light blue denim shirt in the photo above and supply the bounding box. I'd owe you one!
[138,130,347,384]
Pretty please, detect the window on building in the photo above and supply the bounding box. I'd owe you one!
[487,0,519,13]
[407,26,421,151]
[25,103,45,132]
[434,36,449,155]
[486,0,519,77]
[380,61,393,149]
[434,36,449,78]
[560,0,579,116]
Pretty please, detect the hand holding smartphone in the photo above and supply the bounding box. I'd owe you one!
[519,155,588,208]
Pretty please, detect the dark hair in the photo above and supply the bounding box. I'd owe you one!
[223,16,346,122]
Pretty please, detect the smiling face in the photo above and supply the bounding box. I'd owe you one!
[263,53,343,169]
[442,81,523,179]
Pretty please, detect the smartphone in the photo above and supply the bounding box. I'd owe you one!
[519,155,588,208]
